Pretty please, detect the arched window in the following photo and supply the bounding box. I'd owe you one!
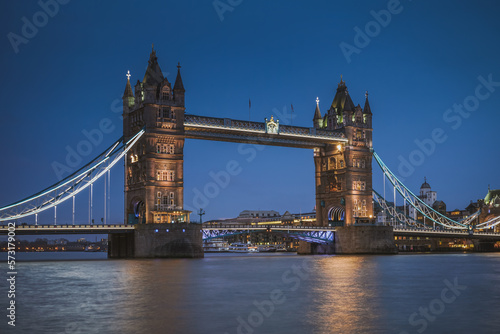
[329,157,336,169]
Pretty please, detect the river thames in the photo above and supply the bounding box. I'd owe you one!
[1,252,500,334]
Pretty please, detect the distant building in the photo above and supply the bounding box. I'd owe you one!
[238,210,280,219]
[479,187,500,231]
[205,209,316,226]
[408,178,443,221]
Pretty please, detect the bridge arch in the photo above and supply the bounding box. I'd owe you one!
[328,206,345,225]
[129,197,145,224]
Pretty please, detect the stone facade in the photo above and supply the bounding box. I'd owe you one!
[313,78,373,226]
[122,47,190,224]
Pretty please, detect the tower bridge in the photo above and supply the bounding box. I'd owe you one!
[1,47,499,257]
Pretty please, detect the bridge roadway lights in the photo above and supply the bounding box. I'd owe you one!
[298,225,397,255]
[110,223,204,258]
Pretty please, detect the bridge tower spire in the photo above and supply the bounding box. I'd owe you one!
[123,48,189,224]
[313,97,322,129]
[314,77,373,226]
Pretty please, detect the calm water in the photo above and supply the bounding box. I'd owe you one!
[1,252,500,334]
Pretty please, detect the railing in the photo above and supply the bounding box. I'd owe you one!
[185,115,346,140]
[203,224,335,230]
[154,205,183,211]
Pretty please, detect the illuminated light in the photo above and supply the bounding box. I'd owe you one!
[155,229,158,233]
[182,229,185,232]
[166,229,169,232]
[337,144,342,151]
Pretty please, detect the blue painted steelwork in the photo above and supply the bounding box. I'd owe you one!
[203,226,334,244]
[0,129,145,222]
[373,151,468,229]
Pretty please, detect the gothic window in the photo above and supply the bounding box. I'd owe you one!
[169,192,175,206]
[340,160,344,168]
[169,144,175,154]
[329,157,336,170]
[353,199,359,217]
[356,129,363,139]
[162,195,169,206]
[361,182,366,191]
[157,192,161,198]
[167,170,175,181]
[353,159,357,168]
[162,91,169,101]
[361,200,367,216]
[361,159,366,168]
[157,170,168,181]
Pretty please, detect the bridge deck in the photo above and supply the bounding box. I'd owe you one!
[0,224,135,235]
[2,224,499,240]
[184,115,347,148]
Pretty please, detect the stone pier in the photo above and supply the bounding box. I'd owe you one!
[334,225,397,254]
[298,225,397,255]
[109,223,204,258]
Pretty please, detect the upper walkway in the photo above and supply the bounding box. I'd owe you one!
[184,115,347,148]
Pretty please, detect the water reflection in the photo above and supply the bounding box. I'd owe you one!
[307,256,385,333]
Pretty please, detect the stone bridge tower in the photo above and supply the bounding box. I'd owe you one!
[122,47,189,224]
[313,78,373,226]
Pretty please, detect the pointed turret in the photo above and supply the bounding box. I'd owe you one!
[122,70,134,110]
[123,71,134,98]
[173,62,185,92]
[143,44,164,87]
[313,97,322,129]
[173,62,185,106]
[363,91,372,114]
[330,76,355,114]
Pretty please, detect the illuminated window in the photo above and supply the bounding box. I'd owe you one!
[157,170,168,181]
[361,200,367,216]
[157,170,174,181]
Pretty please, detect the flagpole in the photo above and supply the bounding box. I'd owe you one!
[249,98,251,121]
[290,103,294,126]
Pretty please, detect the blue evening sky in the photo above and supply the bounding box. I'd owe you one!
[0,0,499,225]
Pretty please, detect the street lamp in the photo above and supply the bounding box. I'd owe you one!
[198,209,206,224]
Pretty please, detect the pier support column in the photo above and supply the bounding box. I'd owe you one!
[297,241,335,255]
[108,233,135,258]
[134,223,204,258]
[335,225,397,254]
